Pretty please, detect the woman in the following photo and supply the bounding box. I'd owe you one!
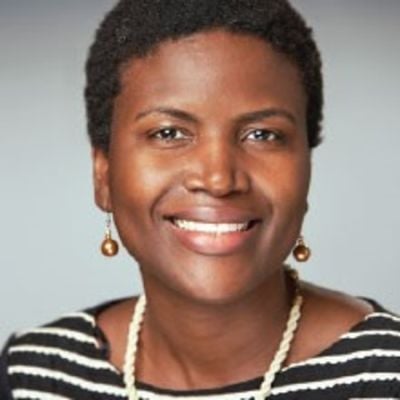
[2,0,400,399]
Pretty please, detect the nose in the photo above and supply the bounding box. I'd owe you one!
[183,140,250,197]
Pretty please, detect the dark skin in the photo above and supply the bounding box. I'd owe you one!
[93,30,372,390]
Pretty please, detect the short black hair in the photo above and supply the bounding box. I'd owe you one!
[85,0,323,151]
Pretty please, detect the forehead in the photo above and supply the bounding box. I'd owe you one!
[115,30,306,122]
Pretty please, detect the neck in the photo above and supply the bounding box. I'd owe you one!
[137,267,292,390]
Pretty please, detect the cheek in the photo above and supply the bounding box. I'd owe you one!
[254,151,310,207]
[109,147,172,207]
[254,153,310,247]
[280,156,310,208]
[107,149,177,252]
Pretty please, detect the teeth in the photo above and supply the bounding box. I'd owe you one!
[173,219,249,234]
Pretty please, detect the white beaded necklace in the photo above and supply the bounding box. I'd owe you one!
[123,269,303,400]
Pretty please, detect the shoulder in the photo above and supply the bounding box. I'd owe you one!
[1,299,128,398]
[279,285,400,398]
[290,282,400,364]
[304,283,400,353]
[8,305,101,353]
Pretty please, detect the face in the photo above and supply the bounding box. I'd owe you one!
[93,30,310,304]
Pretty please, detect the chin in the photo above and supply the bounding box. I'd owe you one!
[182,273,277,306]
[141,256,278,307]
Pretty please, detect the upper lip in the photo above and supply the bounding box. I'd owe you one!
[164,206,261,224]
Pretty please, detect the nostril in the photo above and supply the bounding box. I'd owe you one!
[183,172,206,192]
[183,168,238,196]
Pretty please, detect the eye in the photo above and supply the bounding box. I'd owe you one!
[151,127,187,141]
[244,128,282,142]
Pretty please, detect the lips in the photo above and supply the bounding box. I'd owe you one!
[164,207,261,255]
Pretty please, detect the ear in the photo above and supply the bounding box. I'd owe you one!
[92,147,112,212]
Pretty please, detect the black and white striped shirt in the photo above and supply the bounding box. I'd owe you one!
[2,299,400,399]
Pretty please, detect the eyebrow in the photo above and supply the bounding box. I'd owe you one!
[234,108,297,126]
[134,106,297,126]
[135,107,198,124]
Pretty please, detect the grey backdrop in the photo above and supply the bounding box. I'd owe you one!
[1,1,399,344]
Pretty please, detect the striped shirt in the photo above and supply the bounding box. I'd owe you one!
[1,299,400,399]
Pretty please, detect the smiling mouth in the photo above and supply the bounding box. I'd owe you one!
[170,218,257,234]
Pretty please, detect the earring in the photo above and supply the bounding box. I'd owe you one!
[101,213,119,257]
[292,236,311,262]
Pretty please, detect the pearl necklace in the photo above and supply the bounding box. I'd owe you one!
[123,269,303,400]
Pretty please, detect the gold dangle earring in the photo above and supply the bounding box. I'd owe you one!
[101,213,119,257]
[292,235,311,262]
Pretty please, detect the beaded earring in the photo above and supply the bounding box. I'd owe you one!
[101,213,119,257]
[292,236,311,262]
